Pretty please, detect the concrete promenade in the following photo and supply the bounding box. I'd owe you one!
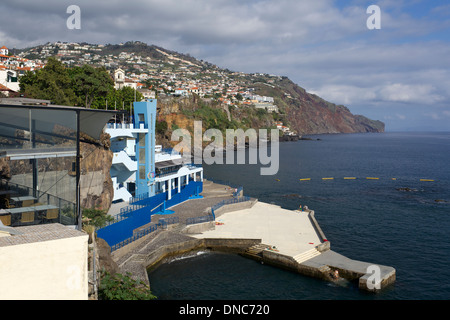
[192,201,321,257]
[110,179,396,293]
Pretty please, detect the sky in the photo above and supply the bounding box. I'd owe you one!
[1,0,449,132]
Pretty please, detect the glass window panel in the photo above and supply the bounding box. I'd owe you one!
[139,165,146,180]
[138,133,146,147]
[139,149,146,163]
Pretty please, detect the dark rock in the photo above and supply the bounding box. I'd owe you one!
[96,238,120,275]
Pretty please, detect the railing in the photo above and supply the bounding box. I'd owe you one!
[0,179,77,227]
[233,186,243,197]
[161,148,180,155]
[110,224,158,252]
[106,123,134,130]
[97,181,203,249]
[159,216,179,227]
[102,204,146,227]
[211,196,251,212]
[110,216,179,252]
[186,214,214,226]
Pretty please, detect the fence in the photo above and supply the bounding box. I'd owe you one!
[0,179,77,227]
[233,186,243,197]
[211,196,251,220]
[96,181,203,249]
[186,214,214,226]
[110,216,179,252]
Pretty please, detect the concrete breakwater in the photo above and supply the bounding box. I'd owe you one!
[111,193,396,294]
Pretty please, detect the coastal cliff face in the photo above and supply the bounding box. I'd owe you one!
[79,132,114,211]
[253,78,385,134]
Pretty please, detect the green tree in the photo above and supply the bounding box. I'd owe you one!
[98,271,157,300]
[69,64,114,108]
[19,57,78,106]
[106,86,143,111]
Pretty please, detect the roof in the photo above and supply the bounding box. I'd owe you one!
[0,219,23,236]
[155,160,182,170]
[0,84,14,92]
[0,103,123,141]
[0,223,86,248]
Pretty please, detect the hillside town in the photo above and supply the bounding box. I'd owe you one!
[0,41,296,135]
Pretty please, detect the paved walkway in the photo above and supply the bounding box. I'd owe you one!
[191,201,322,257]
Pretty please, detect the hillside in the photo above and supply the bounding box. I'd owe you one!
[251,78,385,134]
[12,41,384,135]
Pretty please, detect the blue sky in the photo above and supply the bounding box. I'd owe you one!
[1,0,449,131]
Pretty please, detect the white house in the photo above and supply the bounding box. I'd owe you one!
[0,46,8,56]
[0,69,20,93]
[114,68,125,90]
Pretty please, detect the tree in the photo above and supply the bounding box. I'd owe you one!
[105,86,143,111]
[19,57,78,106]
[98,271,157,300]
[70,64,114,108]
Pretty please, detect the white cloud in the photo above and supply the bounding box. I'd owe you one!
[378,83,443,104]
[1,0,449,131]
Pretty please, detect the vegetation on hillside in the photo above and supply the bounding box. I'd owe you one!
[19,57,143,109]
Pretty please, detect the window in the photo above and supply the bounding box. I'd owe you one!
[138,133,146,147]
[139,166,146,180]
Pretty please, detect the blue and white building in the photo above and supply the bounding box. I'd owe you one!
[105,99,203,204]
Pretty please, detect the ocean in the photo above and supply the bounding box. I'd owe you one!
[148,132,450,300]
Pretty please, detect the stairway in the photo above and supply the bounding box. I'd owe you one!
[293,248,321,264]
[243,244,272,259]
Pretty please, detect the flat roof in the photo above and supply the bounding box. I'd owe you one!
[0,223,87,248]
[0,103,124,142]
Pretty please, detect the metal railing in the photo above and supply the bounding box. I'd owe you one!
[211,196,251,212]
[233,186,243,197]
[110,216,179,252]
[110,224,158,252]
[0,179,77,227]
[186,214,214,226]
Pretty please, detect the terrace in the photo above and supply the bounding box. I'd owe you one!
[0,102,120,230]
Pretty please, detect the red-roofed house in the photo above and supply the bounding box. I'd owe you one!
[0,83,16,97]
[0,46,8,56]
[0,54,9,62]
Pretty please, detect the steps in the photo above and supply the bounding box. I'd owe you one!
[293,248,321,264]
[244,244,272,259]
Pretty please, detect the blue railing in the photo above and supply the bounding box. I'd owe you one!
[186,215,214,226]
[233,186,243,197]
[97,181,203,250]
[159,216,179,227]
[103,204,146,227]
[211,196,251,212]
[110,224,158,252]
[110,216,180,252]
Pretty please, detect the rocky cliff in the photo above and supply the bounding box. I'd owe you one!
[79,132,114,211]
[252,78,385,134]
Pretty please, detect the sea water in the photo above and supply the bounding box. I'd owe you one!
[148,132,450,300]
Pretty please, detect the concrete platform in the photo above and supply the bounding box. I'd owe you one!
[190,200,396,292]
[192,201,322,257]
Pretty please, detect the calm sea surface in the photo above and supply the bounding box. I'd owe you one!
[148,132,450,300]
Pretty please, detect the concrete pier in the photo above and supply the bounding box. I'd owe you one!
[110,180,396,293]
[190,201,396,292]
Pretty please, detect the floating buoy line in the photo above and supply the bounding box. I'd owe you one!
[274,177,437,182]
[298,177,436,182]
